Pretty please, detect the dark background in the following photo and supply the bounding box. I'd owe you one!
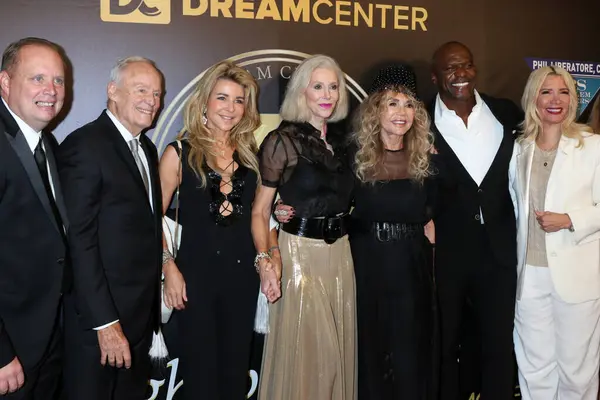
[2,1,600,398]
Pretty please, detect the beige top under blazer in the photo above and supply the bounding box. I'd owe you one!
[509,132,600,303]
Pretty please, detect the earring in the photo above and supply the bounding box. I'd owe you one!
[201,106,207,125]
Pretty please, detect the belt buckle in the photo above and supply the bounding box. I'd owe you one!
[375,222,391,242]
[324,216,342,244]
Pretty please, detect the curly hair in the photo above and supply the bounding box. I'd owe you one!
[520,66,592,146]
[353,84,433,184]
[177,61,261,187]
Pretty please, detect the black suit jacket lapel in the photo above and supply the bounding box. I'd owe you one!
[43,133,69,230]
[100,112,153,213]
[0,101,63,234]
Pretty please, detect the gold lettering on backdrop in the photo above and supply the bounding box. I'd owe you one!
[176,0,429,30]
[235,0,254,19]
[375,4,392,28]
[183,0,208,15]
[313,0,333,24]
[354,2,373,27]
[256,0,282,20]
[282,0,310,22]
[335,1,351,26]
[394,5,409,30]
[412,6,427,31]
[211,0,233,17]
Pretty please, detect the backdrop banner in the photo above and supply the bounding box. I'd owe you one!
[2,1,600,399]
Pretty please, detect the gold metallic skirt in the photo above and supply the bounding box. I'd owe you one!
[259,231,357,400]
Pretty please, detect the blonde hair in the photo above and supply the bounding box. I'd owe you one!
[280,54,348,123]
[353,85,433,184]
[590,95,600,133]
[178,61,261,187]
[520,66,592,145]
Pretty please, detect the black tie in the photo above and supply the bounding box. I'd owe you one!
[34,138,65,238]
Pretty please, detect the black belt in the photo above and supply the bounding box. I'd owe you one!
[352,220,423,242]
[281,214,350,244]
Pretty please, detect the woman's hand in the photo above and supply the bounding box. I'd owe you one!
[424,220,435,244]
[259,258,281,303]
[535,211,572,233]
[269,248,283,281]
[163,260,187,310]
[273,200,295,223]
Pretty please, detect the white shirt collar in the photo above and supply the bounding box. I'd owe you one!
[435,89,483,122]
[105,109,139,144]
[1,98,42,152]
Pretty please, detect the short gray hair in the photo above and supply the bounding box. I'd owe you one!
[109,56,157,85]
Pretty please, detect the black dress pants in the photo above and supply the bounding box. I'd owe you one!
[436,227,516,400]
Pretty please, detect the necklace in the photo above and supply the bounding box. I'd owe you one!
[214,139,227,158]
[536,145,557,167]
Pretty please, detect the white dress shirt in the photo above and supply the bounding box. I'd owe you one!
[434,90,503,223]
[2,98,58,199]
[94,110,154,331]
[106,109,153,212]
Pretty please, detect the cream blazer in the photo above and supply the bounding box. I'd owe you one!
[509,132,600,303]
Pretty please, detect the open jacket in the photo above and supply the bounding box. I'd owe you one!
[509,132,600,303]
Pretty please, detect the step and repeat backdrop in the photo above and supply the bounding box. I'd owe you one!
[2,1,600,399]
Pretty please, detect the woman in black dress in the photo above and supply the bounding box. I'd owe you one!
[159,61,279,399]
[349,69,437,399]
[273,66,437,399]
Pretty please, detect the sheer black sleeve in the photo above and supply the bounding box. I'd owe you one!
[258,131,299,188]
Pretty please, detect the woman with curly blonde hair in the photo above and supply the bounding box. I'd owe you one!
[273,65,438,398]
[159,60,279,399]
[350,67,437,400]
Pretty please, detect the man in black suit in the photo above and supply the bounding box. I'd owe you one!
[0,37,69,399]
[429,41,522,400]
[58,56,163,399]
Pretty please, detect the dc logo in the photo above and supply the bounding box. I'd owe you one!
[100,0,171,24]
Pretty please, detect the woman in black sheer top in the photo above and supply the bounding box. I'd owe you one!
[275,65,438,399]
[251,55,356,400]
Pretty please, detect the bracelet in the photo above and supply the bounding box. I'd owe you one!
[162,249,174,265]
[254,252,271,273]
[267,246,280,256]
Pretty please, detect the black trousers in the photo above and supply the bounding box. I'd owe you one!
[62,295,151,400]
[436,227,516,400]
[3,306,63,400]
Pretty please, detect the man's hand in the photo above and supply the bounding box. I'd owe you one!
[97,322,131,369]
[0,357,24,395]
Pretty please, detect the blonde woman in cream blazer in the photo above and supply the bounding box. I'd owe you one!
[509,66,600,400]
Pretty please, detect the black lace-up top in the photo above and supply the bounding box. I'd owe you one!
[167,139,258,280]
